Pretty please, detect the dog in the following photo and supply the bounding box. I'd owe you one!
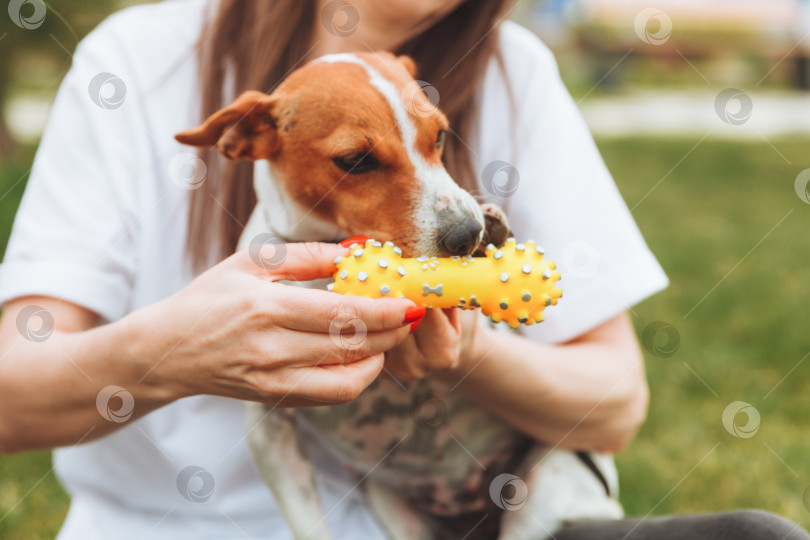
[176,52,621,540]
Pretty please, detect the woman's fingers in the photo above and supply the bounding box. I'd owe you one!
[271,353,386,406]
[269,285,424,333]
[441,308,461,333]
[381,309,464,381]
[260,324,412,368]
[237,241,348,282]
[413,309,457,345]
[383,336,423,382]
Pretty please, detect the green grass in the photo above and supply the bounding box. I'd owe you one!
[602,136,810,526]
[1,137,809,536]
[0,451,66,539]
[0,146,34,259]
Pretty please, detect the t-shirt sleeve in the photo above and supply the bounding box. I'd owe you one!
[476,23,669,343]
[0,18,144,322]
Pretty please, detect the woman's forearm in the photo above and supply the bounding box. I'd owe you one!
[437,313,648,453]
[0,313,178,454]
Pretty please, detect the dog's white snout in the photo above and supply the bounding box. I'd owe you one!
[432,168,484,219]
[433,194,452,212]
[432,189,483,220]
[413,166,485,256]
[433,172,486,256]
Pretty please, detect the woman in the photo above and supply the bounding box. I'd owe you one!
[0,0,805,538]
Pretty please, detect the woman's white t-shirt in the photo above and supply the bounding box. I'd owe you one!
[0,1,668,538]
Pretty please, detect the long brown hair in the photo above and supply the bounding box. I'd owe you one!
[188,0,512,272]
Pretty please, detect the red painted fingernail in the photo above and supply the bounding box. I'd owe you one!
[403,306,426,324]
[339,236,370,248]
[410,318,423,333]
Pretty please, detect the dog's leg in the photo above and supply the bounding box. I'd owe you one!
[245,402,334,540]
[365,479,437,540]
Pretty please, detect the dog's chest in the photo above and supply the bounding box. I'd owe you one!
[297,378,530,515]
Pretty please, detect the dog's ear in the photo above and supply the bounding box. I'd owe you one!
[175,90,280,160]
[397,55,417,78]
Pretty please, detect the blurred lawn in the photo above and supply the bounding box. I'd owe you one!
[607,136,810,527]
[1,136,809,537]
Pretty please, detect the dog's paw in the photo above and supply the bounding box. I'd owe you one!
[476,203,512,254]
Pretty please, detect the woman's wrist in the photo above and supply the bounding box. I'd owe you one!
[107,303,190,405]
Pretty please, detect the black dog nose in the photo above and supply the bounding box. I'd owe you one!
[440,221,483,256]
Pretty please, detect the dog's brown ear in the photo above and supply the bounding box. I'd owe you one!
[397,55,417,78]
[175,90,280,161]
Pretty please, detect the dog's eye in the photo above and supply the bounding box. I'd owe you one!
[333,153,379,174]
[436,130,446,151]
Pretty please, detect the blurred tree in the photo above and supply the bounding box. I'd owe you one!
[0,0,122,155]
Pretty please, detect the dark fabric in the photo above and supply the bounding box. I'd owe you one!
[555,510,810,540]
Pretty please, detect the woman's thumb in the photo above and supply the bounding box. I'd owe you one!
[243,240,349,282]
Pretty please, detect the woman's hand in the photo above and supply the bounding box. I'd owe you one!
[382,307,479,382]
[129,242,424,407]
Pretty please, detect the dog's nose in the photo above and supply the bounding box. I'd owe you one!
[440,221,483,256]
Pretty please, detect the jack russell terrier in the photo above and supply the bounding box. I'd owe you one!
[176,51,621,540]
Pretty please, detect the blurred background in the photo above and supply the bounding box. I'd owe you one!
[2,0,810,538]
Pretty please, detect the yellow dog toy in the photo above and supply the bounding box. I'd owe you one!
[329,238,562,328]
